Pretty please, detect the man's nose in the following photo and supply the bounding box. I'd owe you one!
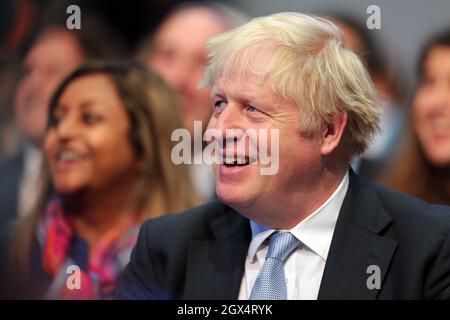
[212,102,243,132]
[209,103,247,149]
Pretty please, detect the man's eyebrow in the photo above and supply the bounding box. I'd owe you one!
[211,90,261,106]
[210,88,225,99]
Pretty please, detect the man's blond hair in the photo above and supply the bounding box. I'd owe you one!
[200,12,380,158]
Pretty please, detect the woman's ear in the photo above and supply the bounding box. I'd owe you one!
[320,111,348,156]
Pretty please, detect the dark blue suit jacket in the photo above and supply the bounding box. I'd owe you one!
[117,170,450,300]
[0,151,23,225]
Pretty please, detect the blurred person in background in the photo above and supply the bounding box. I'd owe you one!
[0,11,127,226]
[138,2,248,201]
[0,26,86,226]
[325,13,407,181]
[0,0,38,163]
[0,60,197,299]
[382,29,450,204]
[0,55,20,162]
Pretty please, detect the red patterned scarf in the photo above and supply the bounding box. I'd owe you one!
[37,197,139,299]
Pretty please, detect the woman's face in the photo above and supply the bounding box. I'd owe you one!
[413,46,450,167]
[44,74,140,195]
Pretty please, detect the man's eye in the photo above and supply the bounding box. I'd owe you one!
[214,100,226,108]
[213,100,227,110]
[247,106,258,112]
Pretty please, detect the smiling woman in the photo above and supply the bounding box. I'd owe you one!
[1,60,198,299]
[381,28,450,204]
[45,73,140,197]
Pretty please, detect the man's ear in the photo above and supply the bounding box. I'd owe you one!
[320,111,348,156]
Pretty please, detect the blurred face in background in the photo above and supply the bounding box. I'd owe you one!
[413,46,450,167]
[44,74,141,196]
[15,28,85,147]
[146,7,228,137]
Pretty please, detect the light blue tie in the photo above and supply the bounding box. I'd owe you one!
[249,232,300,300]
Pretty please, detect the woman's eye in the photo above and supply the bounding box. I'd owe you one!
[247,105,264,116]
[83,113,101,124]
[49,116,61,127]
[49,113,64,127]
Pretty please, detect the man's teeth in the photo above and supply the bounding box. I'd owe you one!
[57,150,83,161]
[223,157,256,165]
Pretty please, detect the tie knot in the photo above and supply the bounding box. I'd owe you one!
[267,232,300,262]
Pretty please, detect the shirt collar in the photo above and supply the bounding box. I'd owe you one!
[247,171,349,262]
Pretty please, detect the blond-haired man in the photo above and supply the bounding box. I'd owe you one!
[118,12,450,300]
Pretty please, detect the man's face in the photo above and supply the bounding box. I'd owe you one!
[15,28,85,146]
[146,7,228,136]
[207,72,324,224]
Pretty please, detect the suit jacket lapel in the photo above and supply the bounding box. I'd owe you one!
[318,171,398,299]
[184,205,251,299]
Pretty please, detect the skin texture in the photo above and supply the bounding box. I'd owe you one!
[413,46,450,167]
[15,28,85,147]
[146,7,228,137]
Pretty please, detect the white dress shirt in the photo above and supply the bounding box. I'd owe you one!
[238,172,349,300]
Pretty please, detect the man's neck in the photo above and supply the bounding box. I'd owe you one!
[235,166,349,230]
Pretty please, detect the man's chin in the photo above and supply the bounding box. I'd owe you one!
[216,187,253,210]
